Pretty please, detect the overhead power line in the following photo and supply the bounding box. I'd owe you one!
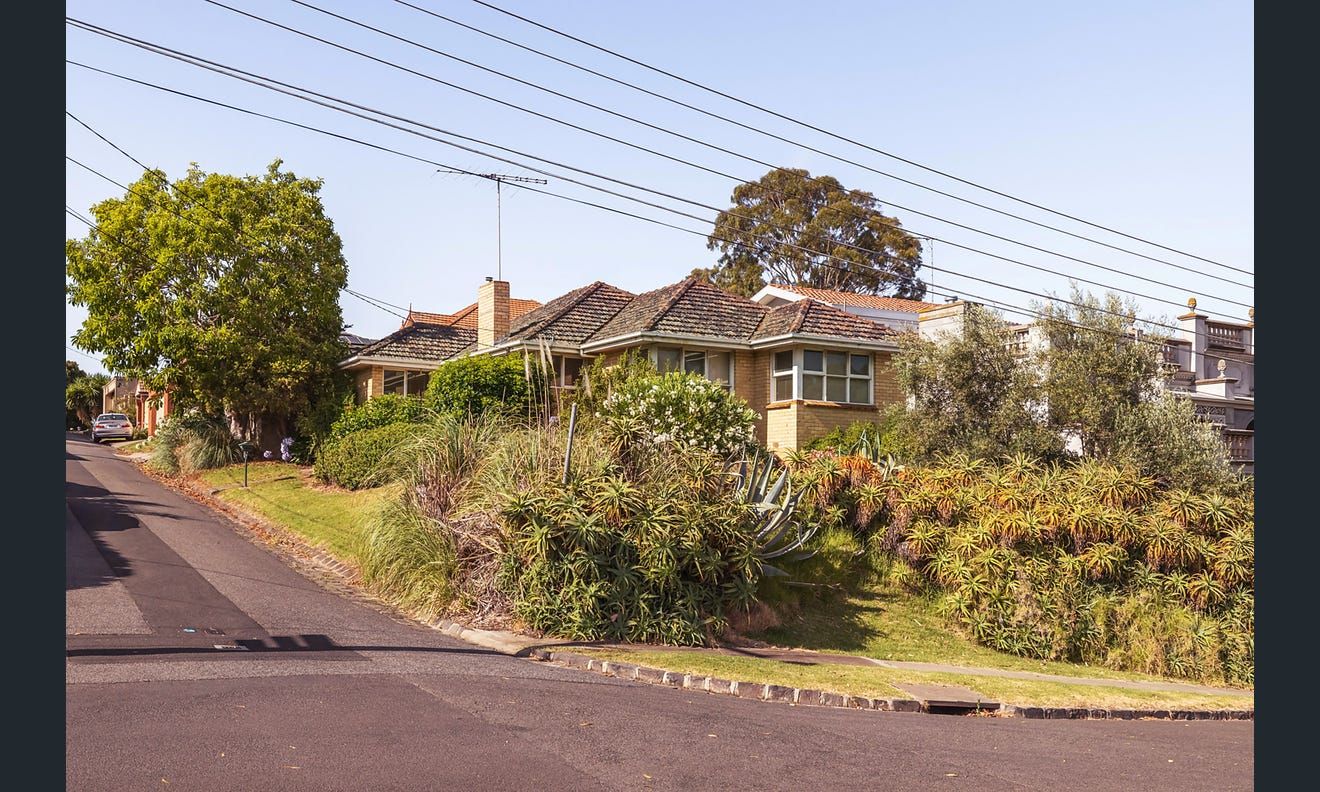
[65,58,1254,364]
[62,41,1247,342]
[194,3,1253,304]
[64,19,1252,323]
[465,0,1250,277]
[389,0,1250,289]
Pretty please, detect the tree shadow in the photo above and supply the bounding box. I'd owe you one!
[66,633,502,659]
[751,589,905,655]
[66,479,138,591]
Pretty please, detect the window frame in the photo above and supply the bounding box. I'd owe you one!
[381,368,431,397]
[770,348,873,406]
[649,345,735,390]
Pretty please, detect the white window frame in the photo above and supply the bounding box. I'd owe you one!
[772,349,796,401]
[770,349,873,406]
[649,346,734,390]
[382,368,430,397]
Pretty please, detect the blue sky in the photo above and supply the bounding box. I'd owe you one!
[65,0,1253,375]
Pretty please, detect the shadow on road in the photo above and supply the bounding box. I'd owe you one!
[66,633,500,659]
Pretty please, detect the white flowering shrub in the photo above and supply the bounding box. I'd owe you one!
[597,371,758,457]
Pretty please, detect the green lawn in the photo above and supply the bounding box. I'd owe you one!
[197,463,385,561]
[573,647,1254,711]
[753,583,1252,688]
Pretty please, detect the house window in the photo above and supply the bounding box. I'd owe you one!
[795,350,872,405]
[382,369,429,397]
[652,346,733,390]
[553,355,585,388]
[655,347,682,373]
[383,369,406,395]
[406,371,430,396]
[772,350,795,401]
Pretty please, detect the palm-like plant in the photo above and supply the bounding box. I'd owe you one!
[1078,541,1127,581]
[1186,571,1227,611]
[1196,493,1241,535]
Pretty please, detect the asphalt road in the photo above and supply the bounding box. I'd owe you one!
[65,435,1254,790]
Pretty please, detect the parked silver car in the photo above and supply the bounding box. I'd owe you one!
[92,413,134,442]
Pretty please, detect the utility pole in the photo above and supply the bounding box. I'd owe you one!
[437,170,548,280]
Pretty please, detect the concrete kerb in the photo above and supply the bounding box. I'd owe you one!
[146,460,1257,724]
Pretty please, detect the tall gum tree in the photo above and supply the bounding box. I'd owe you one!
[66,160,348,450]
[693,167,925,298]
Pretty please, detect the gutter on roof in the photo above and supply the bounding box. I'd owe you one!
[580,331,751,354]
[748,333,899,352]
[338,355,447,370]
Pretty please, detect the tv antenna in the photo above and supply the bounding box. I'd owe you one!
[437,169,548,280]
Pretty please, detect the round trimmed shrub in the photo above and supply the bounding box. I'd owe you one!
[424,355,542,417]
[314,422,419,490]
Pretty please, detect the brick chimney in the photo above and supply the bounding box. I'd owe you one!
[477,277,510,348]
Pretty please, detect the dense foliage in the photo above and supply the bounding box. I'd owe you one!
[693,167,925,298]
[595,371,758,457]
[148,413,239,475]
[328,394,430,442]
[354,409,787,644]
[788,450,1253,683]
[895,304,1062,462]
[1036,288,1166,458]
[314,423,419,490]
[423,354,543,419]
[66,367,110,429]
[65,160,348,449]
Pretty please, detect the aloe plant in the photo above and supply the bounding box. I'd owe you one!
[732,449,816,577]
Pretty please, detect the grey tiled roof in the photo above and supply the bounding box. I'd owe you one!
[588,278,768,343]
[503,281,635,345]
[339,332,375,352]
[752,299,898,341]
[353,323,476,363]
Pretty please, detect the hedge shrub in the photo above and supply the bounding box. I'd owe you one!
[314,422,419,490]
[424,354,542,417]
[328,394,428,442]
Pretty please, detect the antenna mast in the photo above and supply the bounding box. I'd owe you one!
[438,169,548,280]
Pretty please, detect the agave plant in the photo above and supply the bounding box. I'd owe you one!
[731,448,816,578]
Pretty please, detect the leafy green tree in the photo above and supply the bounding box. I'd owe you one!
[1111,391,1238,492]
[895,304,1061,461]
[66,360,87,387]
[1036,288,1165,457]
[65,160,348,450]
[66,372,110,429]
[697,167,925,298]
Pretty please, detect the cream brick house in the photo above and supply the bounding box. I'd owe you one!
[341,276,914,452]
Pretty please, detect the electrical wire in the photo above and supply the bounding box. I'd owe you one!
[62,21,1253,324]
[465,0,1250,276]
[196,3,1254,305]
[64,62,1254,364]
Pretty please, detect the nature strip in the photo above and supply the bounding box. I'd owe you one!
[530,649,1255,721]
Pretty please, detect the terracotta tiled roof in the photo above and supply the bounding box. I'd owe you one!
[353,323,476,363]
[403,299,541,329]
[504,281,636,345]
[588,278,767,343]
[770,283,940,313]
[752,299,898,341]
